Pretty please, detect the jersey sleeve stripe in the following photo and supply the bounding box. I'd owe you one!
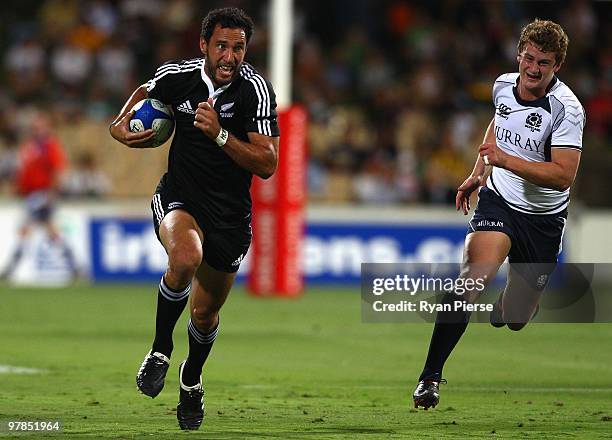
[152,65,202,84]
[153,60,203,80]
[551,146,582,151]
[241,65,272,135]
[157,59,202,69]
[154,64,202,79]
[251,77,265,117]
[564,119,584,127]
[247,76,267,133]
[241,64,271,117]
[154,60,202,78]
[155,59,202,72]
[244,68,269,118]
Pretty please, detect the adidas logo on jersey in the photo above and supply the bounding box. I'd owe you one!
[231,253,245,267]
[177,100,195,114]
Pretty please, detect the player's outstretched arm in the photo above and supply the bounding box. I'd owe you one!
[109,85,156,148]
[456,118,495,214]
[194,99,279,179]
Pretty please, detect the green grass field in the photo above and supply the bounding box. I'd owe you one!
[1,284,611,439]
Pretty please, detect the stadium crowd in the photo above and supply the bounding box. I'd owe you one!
[0,0,609,204]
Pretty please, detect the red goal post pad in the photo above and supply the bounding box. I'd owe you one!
[248,105,308,296]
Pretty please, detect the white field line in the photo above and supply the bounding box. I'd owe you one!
[0,364,47,374]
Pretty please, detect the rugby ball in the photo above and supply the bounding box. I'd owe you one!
[129,99,174,147]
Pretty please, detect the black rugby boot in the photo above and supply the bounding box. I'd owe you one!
[136,351,170,398]
[177,361,204,430]
[413,378,447,410]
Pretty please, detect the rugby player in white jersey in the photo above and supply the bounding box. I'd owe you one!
[413,18,585,410]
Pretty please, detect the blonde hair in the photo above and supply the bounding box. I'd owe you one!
[517,18,569,66]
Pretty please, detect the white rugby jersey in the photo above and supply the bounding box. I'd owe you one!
[486,73,585,214]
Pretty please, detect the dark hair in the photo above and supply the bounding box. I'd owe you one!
[517,18,569,66]
[201,7,254,44]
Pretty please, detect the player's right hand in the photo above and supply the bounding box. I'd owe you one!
[456,175,482,215]
[109,110,156,148]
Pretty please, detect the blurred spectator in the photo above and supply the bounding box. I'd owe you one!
[353,157,403,204]
[0,0,609,205]
[4,36,46,101]
[61,151,111,198]
[50,39,93,88]
[96,35,136,97]
[83,0,119,37]
[119,0,164,20]
[38,0,80,43]
[163,0,196,32]
[1,110,79,280]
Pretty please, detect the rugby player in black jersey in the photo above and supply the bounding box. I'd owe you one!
[109,7,279,430]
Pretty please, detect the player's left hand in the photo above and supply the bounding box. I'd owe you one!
[194,98,221,140]
[478,142,507,168]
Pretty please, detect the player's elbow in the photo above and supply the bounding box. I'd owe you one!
[257,162,276,180]
[256,146,278,179]
[556,183,571,192]
[553,176,573,192]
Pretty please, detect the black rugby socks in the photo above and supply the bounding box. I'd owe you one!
[419,292,472,381]
[151,276,190,358]
[182,318,219,387]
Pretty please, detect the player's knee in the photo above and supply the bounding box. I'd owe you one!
[459,264,494,292]
[507,322,527,331]
[191,307,218,332]
[167,245,202,281]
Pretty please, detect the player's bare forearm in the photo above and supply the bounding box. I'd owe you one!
[468,154,491,186]
[471,118,496,179]
[223,133,279,179]
[109,85,155,147]
[456,118,495,214]
[495,150,580,191]
[193,99,279,178]
[477,116,581,191]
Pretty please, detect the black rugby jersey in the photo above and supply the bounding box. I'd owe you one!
[146,58,279,229]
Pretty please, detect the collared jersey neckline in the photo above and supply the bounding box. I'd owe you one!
[200,58,232,104]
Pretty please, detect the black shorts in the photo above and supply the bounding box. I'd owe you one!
[468,187,567,289]
[151,174,251,273]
